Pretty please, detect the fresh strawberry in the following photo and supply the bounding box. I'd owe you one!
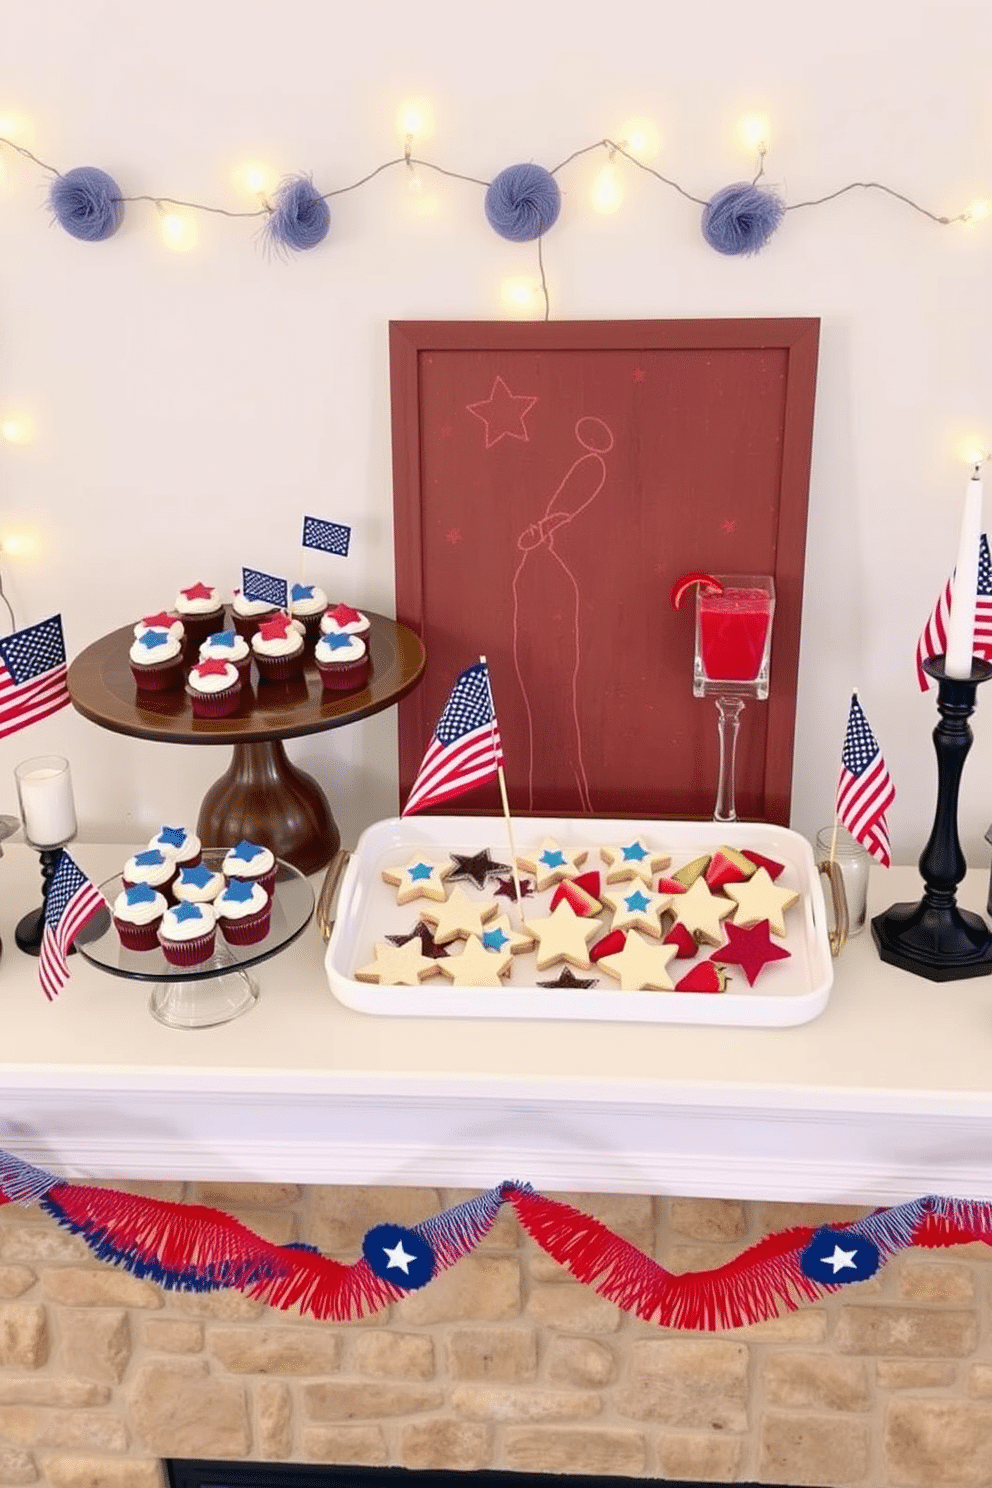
[657,875,688,895]
[550,879,602,917]
[574,870,601,898]
[705,847,755,889]
[663,923,698,959]
[741,849,786,881]
[676,962,727,993]
[671,855,711,887]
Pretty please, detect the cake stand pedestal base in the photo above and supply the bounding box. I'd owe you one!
[198,741,339,876]
[149,968,260,1030]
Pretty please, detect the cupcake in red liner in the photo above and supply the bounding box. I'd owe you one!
[158,900,217,967]
[314,631,371,691]
[122,848,177,900]
[112,882,167,951]
[186,658,242,718]
[320,602,371,645]
[251,613,306,681]
[149,825,202,870]
[129,630,185,692]
[215,878,272,945]
[231,587,279,640]
[198,628,252,680]
[288,582,328,645]
[174,582,225,649]
[173,860,225,903]
[222,839,277,895]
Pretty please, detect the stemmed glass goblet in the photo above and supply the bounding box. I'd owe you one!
[693,575,775,823]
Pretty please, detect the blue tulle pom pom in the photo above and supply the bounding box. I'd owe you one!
[266,174,330,253]
[485,163,561,242]
[701,181,785,256]
[48,166,124,242]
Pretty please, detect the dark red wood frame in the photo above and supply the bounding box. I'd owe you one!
[389,319,819,825]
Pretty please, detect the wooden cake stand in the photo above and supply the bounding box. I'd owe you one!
[67,612,426,875]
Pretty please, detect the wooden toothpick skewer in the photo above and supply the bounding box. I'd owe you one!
[480,655,524,915]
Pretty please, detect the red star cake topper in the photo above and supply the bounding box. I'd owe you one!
[326,603,362,627]
[179,582,215,602]
[194,658,233,679]
[141,611,178,629]
[257,613,295,641]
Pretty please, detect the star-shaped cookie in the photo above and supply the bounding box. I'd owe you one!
[723,867,800,937]
[479,915,535,956]
[446,848,511,889]
[600,838,671,887]
[598,932,678,991]
[419,887,499,945]
[602,884,671,938]
[355,941,443,985]
[668,876,736,946]
[517,838,587,891]
[709,919,791,985]
[437,935,512,987]
[382,856,453,905]
[524,901,600,970]
[385,922,450,959]
[537,966,598,989]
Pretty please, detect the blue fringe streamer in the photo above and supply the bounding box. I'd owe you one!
[0,1150,62,1205]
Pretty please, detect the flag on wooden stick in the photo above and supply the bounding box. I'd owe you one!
[39,851,107,1001]
[836,694,895,868]
[402,661,503,816]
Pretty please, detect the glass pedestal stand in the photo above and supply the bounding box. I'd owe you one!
[712,696,745,824]
[693,576,775,824]
[75,855,315,1029]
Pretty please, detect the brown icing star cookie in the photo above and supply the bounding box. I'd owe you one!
[446,848,512,889]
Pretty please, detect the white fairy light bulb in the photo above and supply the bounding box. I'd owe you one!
[157,205,197,252]
[399,105,425,139]
[964,199,990,223]
[593,164,622,213]
[501,279,539,314]
[239,162,276,202]
[741,115,769,151]
[617,119,660,159]
[1,413,34,444]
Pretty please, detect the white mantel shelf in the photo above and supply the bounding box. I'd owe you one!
[4,843,992,1205]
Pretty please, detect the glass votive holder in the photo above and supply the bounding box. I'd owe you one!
[815,825,871,944]
[14,755,77,849]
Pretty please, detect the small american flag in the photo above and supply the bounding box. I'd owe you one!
[402,661,503,816]
[302,515,351,557]
[241,568,288,608]
[39,851,107,1001]
[836,694,895,868]
[0,614,71,740]
[915,534,992,690]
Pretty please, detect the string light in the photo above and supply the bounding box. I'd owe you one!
[156,202,197,252]
[501,278,542,314]
[741,115,769,151]
[617,119,660,159]
[963,199,990,223]
[239,162,276,210]
[592,157,622,213]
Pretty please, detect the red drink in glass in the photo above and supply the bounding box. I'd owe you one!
[699,586,772,681]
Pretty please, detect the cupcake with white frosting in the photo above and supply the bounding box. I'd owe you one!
[222,839,277,895]
[174,582,225,648]
[288,582,328,645]
[215,878,272,945]
[315,631,371,692]
[172,861,225,904]
[231,587,279,640]
[158,900,217,966]
[319,602,371,643]
[112,883,167,951]
[199,628,252,681]
[129,630,185,692]
[148,825,202,869]
[250,613,306,681]
[186,659,242,718]
[122,848,176,899]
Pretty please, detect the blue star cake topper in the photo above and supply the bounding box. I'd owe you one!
[230,840,264,863]
[133,849,166,868]
[800,1227,880,1285]
[205,631,237,649]
[124,883,157,906]
[138,630,169,651]
[291,583,315,601]
[179,863,215,890]
[327,633,355,652]
[361,1223,435,1289]
[172,901,205,923]
[159,827,187,848]
[222,878,256,903]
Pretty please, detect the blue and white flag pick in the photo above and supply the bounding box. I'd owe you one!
[241,568,288,608]
[800,1226,880,1285]
[302,515,351,557]
[362,1224,436,1289]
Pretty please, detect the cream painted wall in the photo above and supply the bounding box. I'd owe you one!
[0,0,990,865]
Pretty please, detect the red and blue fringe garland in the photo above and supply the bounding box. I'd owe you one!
[2,1150,990,1332]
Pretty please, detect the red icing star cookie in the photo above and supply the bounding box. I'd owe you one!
[709,920,791,986]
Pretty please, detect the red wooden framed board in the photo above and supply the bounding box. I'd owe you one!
[390,319,819,824]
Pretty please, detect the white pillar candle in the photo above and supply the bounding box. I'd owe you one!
[944,469,984,678]
[15,756,76,848]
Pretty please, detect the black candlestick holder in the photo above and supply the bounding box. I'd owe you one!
[15,846,68,958]
[872,655,992,981]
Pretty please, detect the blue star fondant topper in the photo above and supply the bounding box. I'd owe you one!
[326,633,354,652]
[230,840,264,863]
[137,630,169,652]
[179,863,215,890]
[482,926,509,951]
[205,631,237,649]
[408,862,433,881]
[361,1223,436,1290]
[291,583,314,602]
[222,878,256,904]
[133,849,166,868]
[800,1226,880,1285]
[172,901,205,923]
[159,826,187,848]
[124,883,157,906]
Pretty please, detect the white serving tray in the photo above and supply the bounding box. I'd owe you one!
[324,817,833,1027]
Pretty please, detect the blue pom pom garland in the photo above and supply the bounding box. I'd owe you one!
[485,162,561,242]
[267,174,331,253]
[48,166,124,242]
[701,181,785,256]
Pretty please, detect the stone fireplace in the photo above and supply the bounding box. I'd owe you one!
[1,1178,989,1488]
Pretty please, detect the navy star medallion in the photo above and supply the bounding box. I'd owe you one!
[362,1223,436,1289]
[800,1226,880,1284]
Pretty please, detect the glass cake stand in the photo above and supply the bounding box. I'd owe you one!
[75,854,315,1029]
